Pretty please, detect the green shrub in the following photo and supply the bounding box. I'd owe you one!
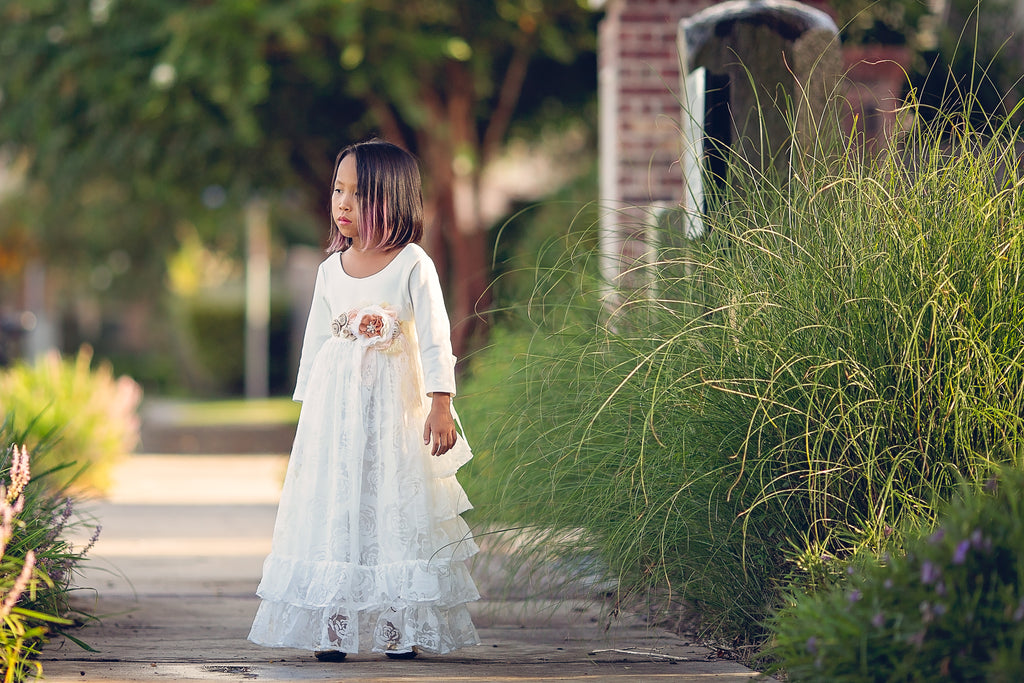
[1,430,100,682]
[178,295,294,396]
[767,467,1024,682]
[0,346,142,493]
[468,106,1024,642]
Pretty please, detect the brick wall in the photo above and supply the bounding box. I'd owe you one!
[601,0,713,209]
[598,0,841,283]
[598,0,715,282]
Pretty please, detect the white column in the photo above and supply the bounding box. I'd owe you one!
[245,199,270,399]
[598,13,623,291]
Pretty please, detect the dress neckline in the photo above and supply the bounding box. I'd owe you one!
[337,244,412,280]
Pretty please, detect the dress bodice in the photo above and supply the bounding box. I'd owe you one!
[293,243,457,401]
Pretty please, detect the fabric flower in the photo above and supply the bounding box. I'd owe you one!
[359,313,386,339]
[330,310,360,341]
[331,316,346,337]
[354,305,399,349]
[333,304,401,350]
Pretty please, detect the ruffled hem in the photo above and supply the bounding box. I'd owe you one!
[248,597,480,654]
[433,474,474,519]
[255,551,479,611]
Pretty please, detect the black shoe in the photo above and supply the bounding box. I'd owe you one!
[385,648,418,660]
[314,650,347,662]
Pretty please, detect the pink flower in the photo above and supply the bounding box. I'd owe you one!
[350,305,400,349]
[0,493,25,557]
[0,550,35,618]
[6,444,30,502]
[358,313,386,339]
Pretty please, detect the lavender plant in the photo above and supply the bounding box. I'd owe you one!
[767,467,1024,681]
[0,428,100,682]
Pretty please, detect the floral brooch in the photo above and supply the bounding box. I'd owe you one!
[331,304,402,350]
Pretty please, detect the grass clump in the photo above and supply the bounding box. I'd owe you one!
[465,108,1024,644]
[1,428,101,681]
[767,466,1024,681]
[0,346,142,493]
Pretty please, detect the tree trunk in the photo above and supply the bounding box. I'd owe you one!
[418,139,490,362]
[415,66,492,362]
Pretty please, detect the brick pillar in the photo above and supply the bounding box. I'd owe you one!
[598,0,835,288]
[599,0,715,288]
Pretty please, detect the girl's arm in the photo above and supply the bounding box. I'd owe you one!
[408,254,457,396]
[422,392,457,456]
[408,250,459,455]
[293,265,332,402]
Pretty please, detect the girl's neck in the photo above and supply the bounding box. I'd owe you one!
[341,242,404,279]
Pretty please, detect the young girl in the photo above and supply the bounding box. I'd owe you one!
[248,140,480,660]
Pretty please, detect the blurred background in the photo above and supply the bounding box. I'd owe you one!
[0,0,1020,401]
[0,0,600,401]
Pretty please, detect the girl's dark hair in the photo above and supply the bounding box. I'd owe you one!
[326,139,424,253]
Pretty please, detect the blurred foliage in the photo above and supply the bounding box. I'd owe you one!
[176,295,293,396]
[768,467,1024,681]
[487,159,599,316]
[0,346,141,493]
[913,0,1024,128]
[0,0,597,277]
[0,0,598,387]
[828,0,1024,125]
[828,0,932,45]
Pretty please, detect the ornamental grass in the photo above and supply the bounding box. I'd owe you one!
[461,100,1024,645]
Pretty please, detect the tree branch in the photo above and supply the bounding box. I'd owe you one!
[481,39,533,164]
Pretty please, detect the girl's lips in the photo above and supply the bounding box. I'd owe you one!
[337,216,351,224]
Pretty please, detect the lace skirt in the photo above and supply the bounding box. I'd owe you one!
[248,335,480,654]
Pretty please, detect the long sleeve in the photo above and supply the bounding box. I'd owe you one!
[292,265,332,402]
[409,254,457,396]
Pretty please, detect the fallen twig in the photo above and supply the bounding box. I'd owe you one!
[589,648,690,661]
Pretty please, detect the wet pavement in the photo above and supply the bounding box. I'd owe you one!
[39,454,765,682]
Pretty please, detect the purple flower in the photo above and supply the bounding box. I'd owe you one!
[806,636,817,654]
[883,578,894,590]
[871,612,885,628]
[921,561,940,585]
[1014,602,1024,623]
[952,539,970,565]
[929,529,945,544]
[848,589,862,603]
[81,525,102,555]
[935,581,947,597]
[970,529,984,549]
[933,603,947,617]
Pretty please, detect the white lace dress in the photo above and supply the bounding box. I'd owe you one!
[248,244,480,655]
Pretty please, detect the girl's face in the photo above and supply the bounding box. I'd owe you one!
[332,154,360,244]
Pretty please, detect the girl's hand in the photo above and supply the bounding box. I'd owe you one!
[423,393,457,456]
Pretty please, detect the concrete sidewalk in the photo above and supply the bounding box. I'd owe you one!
[39,454,764,682]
